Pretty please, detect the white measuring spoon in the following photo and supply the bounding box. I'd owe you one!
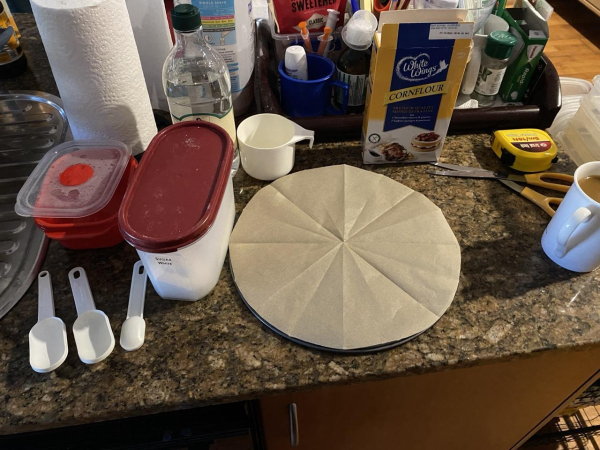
[120,261,148,351]
[69,267,115,364]
[29,271,68,373]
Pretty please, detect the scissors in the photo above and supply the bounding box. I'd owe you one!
[428,163,574,217]
[428,162,574,193]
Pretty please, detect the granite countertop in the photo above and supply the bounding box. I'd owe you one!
[2,14,600,435]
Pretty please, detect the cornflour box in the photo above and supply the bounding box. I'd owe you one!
[362,10,473,164]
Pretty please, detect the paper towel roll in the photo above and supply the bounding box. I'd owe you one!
[126,0,173,111]
[31,0,157,155]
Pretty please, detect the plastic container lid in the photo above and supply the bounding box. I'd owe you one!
[341,10,377,51]
[560,77,593,97]
[118,121,234,254]
[484,31,517,60]
[16,140,131,218]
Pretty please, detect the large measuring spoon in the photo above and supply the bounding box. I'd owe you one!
[120,261,148,352]
[29,271,68,373]
[69,267,115,364]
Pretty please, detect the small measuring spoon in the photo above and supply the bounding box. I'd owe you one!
[29,271,68,373]
[120,261,148,352]
[69,267,115,364]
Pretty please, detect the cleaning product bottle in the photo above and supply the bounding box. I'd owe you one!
[471,30,517,107]
[1,0,20,37]
[175,0,255,116]
[0,1,26,78]
[163,4,239,174]
[334,10,377,114]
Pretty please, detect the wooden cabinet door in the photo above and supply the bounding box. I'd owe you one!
[261,347,600,450]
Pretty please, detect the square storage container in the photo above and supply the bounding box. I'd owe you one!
[118,121,235,301]
[15,140,135,249]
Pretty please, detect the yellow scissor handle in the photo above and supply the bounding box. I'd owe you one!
[521,186,563,217]
[523,172,574,193]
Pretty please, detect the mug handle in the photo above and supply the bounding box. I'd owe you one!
[289,123,315,148]
[326,81,349,115]
[555,207,593,258]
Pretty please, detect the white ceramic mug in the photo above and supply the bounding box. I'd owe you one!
[541,161,600,272]
[237,114,314,181]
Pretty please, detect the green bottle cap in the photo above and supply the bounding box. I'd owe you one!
[484,31,518,60]
[171,4,201,32]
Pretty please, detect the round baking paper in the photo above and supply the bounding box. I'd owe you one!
[229,165,461,351]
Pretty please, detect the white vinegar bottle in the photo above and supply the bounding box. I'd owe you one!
[175,0,255,116]
[163,4,239,175]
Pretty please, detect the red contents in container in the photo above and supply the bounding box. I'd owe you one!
[59,164,95,186]
[119,121,233,254]
[35,157,137,249]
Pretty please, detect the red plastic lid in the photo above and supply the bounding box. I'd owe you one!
[118,121,234,253]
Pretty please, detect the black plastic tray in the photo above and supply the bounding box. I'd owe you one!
[254,18,562,141]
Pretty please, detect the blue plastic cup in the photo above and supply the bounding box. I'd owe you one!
[279,54,349,118]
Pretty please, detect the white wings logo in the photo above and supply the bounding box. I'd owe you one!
[396,53,448,82]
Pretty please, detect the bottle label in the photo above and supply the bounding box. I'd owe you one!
[169,106,238,147]
[474,65,507,96]
[147,254,193,297]
[190,0,255,93]
[335,69,367,107]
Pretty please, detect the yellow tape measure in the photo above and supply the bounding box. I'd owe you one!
[491,129,558,173]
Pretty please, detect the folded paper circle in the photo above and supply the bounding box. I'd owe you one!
[229,165,461,351]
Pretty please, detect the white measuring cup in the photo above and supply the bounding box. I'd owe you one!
[120,261,148,352]
[237,114,314,181]
[69,267,115,364]
[29,271,68,373]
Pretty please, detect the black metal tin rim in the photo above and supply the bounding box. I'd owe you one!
[228,257,435,354]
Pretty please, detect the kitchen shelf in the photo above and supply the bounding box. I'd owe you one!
[254,18,562,141]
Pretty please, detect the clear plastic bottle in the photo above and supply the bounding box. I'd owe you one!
[174,0,255,116]
[163,4,239,175]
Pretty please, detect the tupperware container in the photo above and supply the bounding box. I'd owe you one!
[588,75,600,99]
[15,140,135,249]
[118,121,235,301]
[560,77,593,97]
[555,82,600,166]
[557,129,596,167]
[547,97,582,140]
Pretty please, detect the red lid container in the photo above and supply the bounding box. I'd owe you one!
[15,140,136,249]
[118,121,234,254]
[35,158,137,249]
